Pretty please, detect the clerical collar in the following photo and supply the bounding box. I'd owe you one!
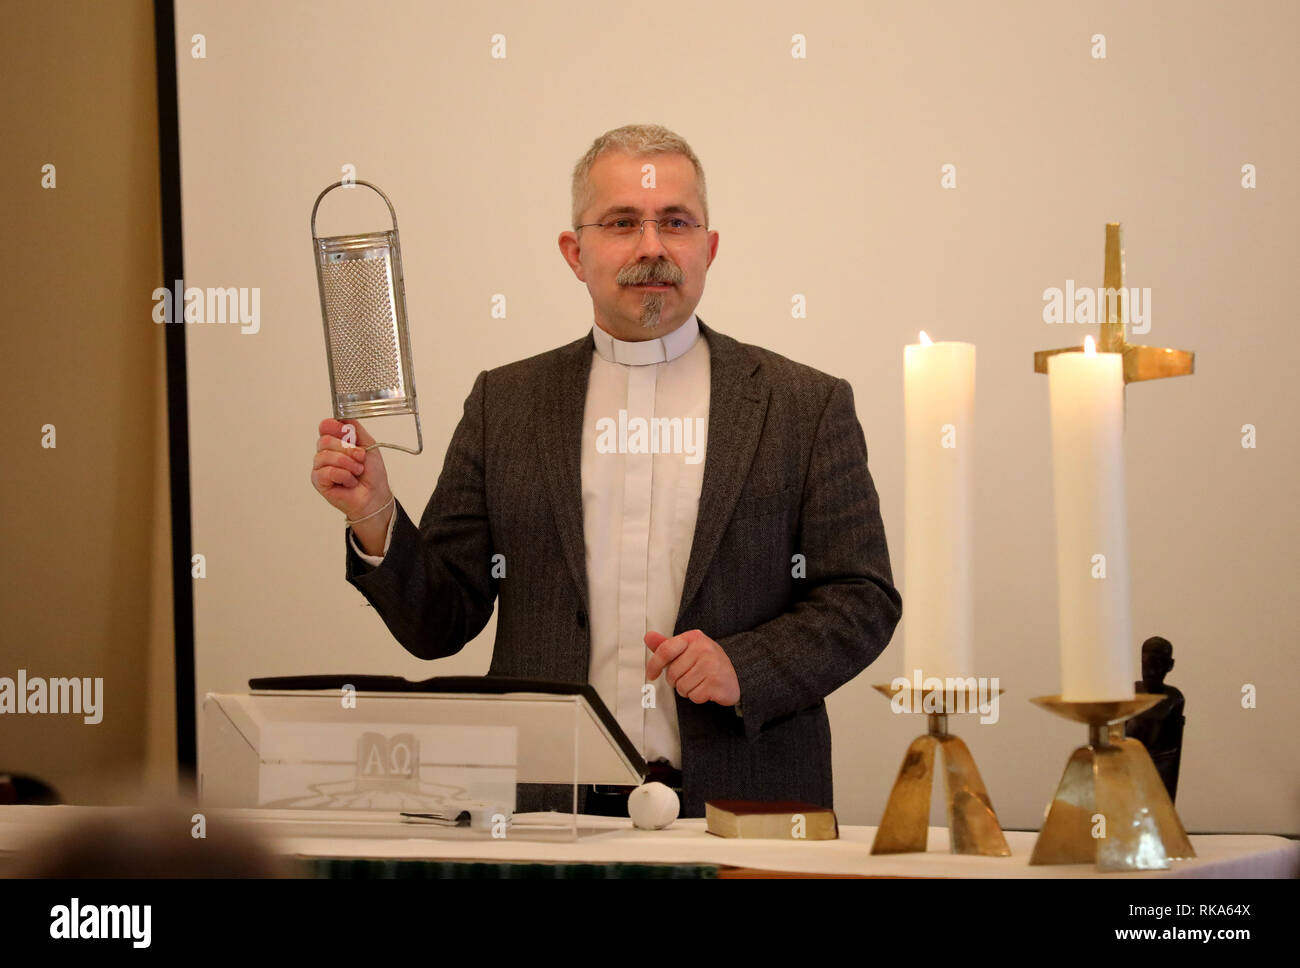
[591,313,700,365]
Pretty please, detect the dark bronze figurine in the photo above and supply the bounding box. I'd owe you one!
[1124,636,1185,802]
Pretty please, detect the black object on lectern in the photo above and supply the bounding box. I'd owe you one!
[247,674,646,778]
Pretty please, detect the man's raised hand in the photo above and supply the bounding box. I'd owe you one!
[311,418,394,527]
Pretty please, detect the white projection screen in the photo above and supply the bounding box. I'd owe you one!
[173,0,1299,832]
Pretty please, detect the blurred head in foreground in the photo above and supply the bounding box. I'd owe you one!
[12,799,299,878]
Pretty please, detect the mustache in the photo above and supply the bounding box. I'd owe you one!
[618,262,683,286]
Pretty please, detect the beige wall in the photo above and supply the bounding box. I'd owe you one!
[171,0,1298,835]
[0,0,176,803]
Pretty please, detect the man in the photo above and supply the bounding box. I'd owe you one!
[310,124,901,817]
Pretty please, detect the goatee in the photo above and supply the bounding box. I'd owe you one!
[638,291,666,329]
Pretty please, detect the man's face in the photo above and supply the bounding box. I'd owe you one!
[559,150,718,339]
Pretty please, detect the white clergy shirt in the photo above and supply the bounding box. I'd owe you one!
[350,312,711,770]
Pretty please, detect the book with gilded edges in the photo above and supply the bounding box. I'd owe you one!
[704,799,839,840]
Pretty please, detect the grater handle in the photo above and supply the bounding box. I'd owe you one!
[311,180,399,238]
[361,411,424,456]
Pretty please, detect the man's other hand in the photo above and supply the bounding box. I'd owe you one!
[644,629,740,706]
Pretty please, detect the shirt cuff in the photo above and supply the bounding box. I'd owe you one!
[348,502,398,565]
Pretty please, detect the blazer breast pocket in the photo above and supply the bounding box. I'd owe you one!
[729,484,797,521]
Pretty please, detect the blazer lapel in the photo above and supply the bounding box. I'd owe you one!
[533,317,770,632]
[675,317,769,629]
[535,328,597,617]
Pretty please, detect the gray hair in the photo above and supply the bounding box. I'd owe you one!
[571,124,708,229]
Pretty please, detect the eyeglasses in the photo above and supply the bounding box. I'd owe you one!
[575,215,705,240]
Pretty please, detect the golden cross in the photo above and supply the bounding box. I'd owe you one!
[1034,223,1194,385]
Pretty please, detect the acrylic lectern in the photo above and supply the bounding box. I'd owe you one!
[200,676,646,841]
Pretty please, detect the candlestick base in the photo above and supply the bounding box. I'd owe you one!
[869,683,1011,856]
[1029,694,1195,871]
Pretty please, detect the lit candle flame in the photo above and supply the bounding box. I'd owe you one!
[1083,335,1097,356]
[919,331,933,346]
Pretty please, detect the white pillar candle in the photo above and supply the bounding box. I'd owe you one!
[902,333,975,681]
[1047,338,1134,701]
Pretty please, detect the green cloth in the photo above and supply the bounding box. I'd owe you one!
[307,858,719,879]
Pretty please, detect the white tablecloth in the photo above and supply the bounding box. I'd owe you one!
[2,805,1295,877]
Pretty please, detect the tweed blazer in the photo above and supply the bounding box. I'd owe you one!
[345,317,902,816]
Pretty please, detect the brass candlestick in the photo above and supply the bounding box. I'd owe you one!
[1030,225,1197,872]
[1029,694,1195,872]
[870,683,1010,856]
